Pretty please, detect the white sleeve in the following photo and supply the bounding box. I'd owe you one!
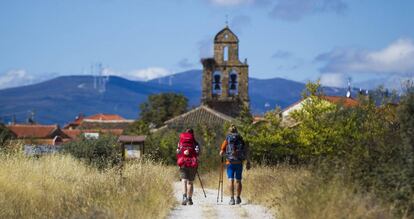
[195,144,200,154]
[176,142,180,154]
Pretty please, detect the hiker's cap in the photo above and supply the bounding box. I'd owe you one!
[229,125,238,133]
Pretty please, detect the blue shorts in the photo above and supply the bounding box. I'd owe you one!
[226,163,243,181]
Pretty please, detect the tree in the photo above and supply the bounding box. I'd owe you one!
[123,120,150,135]
[234,104,298,164]
[0,123,13,148]
[291,81,340,160]
[399,86,414,151]
[139,93,188,128]
[62,134,121,169]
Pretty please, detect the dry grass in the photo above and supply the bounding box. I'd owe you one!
[0,154,175,219]
[202,165,394,219]
[245,166,395,219]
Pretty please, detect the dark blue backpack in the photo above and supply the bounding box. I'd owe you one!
[225,133,246,162]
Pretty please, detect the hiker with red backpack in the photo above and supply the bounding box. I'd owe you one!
[219,125,251,205]
[176,128,200,205]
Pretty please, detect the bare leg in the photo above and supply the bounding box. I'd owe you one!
[229,179,235,197]
[236,180,242,197]
[182,179,187,196]
[187,181,194,198]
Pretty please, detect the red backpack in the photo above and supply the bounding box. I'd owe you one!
[176,132,198,168]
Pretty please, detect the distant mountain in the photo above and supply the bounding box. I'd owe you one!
[0,75,193,125]
[148,69,202,91]
[149,70,350,113]
[0,70,349,125]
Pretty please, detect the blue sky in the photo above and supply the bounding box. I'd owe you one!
[1,0,413,89]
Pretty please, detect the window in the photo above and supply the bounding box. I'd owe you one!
[212,71,222,95]
[84,133,99,139]
[229,70,238,95]
[223,46,229,62]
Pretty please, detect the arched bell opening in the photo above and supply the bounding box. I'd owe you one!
[229,69,238,96]
[212,70,222,96]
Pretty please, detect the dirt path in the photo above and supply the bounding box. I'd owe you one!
[167,182,274,219]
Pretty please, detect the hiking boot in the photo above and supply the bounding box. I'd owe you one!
[229,197,235,205]
[187,197,193,205]
[182,194,187,205]
[236,196,242,204]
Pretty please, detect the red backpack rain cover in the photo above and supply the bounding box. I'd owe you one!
[176,132,198,168]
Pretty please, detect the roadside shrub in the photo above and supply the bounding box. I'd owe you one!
[234,103,302,165]
[0,123,13,151]
[62,134,121,169]
[144,129,179,165]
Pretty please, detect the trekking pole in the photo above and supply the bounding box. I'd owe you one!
[217,157,222,203]
[196,170,207,198]
[220,156,224,202]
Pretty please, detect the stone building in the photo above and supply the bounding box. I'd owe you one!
[201,26,249,117]
[162,26,249,130]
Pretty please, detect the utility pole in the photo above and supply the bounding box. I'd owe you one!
[27,110,36,124]
[12,114,16,125]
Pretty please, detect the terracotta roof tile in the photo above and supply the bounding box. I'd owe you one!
[64,113,132,129]
[7,124,59,138]
[321,96,359,107]
[85,114,126,121]
[164,106,234,129]
[62,129,82,139]
[283,95,359,113]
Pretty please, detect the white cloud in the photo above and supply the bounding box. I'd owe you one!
[319,73,347,88]
[316,38,414,75]
[270,0,347,21]
[0,69,35,89]
[209,0,254,6]
[103,67,173,81]
[129,67,172,81]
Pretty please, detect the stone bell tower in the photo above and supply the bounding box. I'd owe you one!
[201,26,249,117]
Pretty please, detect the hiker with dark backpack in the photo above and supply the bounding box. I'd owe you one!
[219,125,251,205]
[176,128,200,205]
